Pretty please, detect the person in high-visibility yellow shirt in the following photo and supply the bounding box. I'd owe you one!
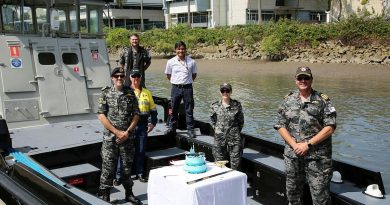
[130,69,157,182]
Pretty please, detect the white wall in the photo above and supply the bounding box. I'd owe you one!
[107,9,164,21]
[168,2,197,14]
[229,0,248,25]
[211,0,228,27]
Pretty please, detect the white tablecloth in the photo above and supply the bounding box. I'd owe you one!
[147,160,247,205]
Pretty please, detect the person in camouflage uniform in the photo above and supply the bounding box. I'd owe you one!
[120,33,151,88]
[210,83,244,170]
[274,67,337,205]
[97,67,141,204]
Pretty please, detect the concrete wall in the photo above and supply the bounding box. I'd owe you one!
[330,0,389,20]
[229,0,248,25]
[210,0,228,27]
[248,0,276,10]
[284,0,328,10]
[168,2,197,14]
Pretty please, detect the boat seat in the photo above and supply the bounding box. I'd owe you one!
[145,147,186,176]
[50,163,100,193]
[242,148,285,174]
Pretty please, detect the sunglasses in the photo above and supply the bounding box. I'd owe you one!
[113,74,125,79]
[131,74,141,78]
[220,89,231,93]
[296,76,311,81]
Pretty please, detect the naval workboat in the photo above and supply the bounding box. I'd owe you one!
[0,0,388,204]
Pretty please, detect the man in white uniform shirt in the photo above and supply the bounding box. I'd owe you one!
[164,41,197,138]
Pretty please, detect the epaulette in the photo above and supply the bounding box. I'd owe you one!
[101,86,109,91]
[231,99,240,105]
[320,93,330,101]
[284,92,294,99]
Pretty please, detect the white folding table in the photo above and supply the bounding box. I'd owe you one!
[147,160,247,205]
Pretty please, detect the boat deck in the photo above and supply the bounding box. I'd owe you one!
[9,120,262,205]
[8,119,390,205]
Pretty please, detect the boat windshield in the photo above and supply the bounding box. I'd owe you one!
[0,0,105,38]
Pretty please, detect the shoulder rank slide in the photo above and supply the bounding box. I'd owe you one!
[320,93,329,101]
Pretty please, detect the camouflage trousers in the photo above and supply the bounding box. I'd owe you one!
[284,156,333,205]
[99,138,135,190]
[213,140,243,170]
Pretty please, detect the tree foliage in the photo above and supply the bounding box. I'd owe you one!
[104,16,390,55]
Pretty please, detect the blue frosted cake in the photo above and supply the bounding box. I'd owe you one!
[183,146,207,174]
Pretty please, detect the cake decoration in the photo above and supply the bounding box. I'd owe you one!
[183,145,207,174]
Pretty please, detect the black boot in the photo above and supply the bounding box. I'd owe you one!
[164,128,176,136]
[137,174,148,183]
[97,188,110,202]
[125,190,141,204]
[113,178,122,186]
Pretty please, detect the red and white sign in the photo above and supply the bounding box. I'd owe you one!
[73,66,80,73]
[9,46,20,58]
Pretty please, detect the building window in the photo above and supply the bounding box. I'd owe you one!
[177,13,188,24]
[193,12,208,23]
[247,10,258,23]
[310,12,326,22]
[275,0,285,6]
[172,0,194,2]
[262,11,274,22]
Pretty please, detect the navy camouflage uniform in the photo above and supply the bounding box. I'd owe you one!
[274,89,337,205]
[210,99,244,170]
[97,86,139,191]
[120,46,151,87]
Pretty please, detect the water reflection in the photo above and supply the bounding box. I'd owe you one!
[146,65,390,191]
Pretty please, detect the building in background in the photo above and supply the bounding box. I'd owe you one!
[163,0,390,28]
[163,0,330,29]
[103,0,165,31]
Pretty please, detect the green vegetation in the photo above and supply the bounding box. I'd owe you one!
[105,16,390,55]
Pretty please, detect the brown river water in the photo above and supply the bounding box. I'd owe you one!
[112,58,390,191]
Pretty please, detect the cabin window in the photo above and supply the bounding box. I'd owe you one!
[62,53,79,65]
[57,9,67,32]
[36,8,47,34]
[1,5,34,33]
[38,53,56,65]
[70,9,77,32]
[89,9,98,33]
[80,5,87,33]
